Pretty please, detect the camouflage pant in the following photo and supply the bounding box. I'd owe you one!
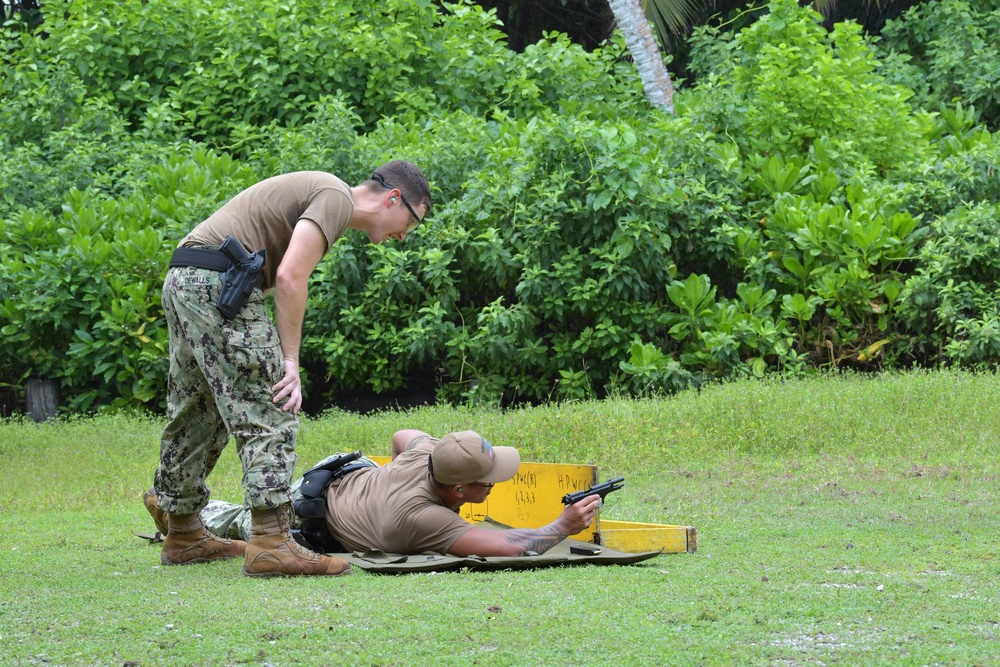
[155,266,297,514]
[201,478,305,541]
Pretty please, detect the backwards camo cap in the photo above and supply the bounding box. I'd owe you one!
[430,431,520,485]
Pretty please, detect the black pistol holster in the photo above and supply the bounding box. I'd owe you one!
[215,236,266,320]
[291,451,375,554]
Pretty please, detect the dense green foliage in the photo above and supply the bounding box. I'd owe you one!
[1,0,998,414]
[877,0,1000,131]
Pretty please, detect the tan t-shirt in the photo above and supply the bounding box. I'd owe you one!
[323,436,474,554]
[180,171,353,288]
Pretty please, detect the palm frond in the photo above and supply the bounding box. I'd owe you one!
[642,0,706,38]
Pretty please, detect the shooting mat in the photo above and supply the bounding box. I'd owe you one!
[328,518,663,574]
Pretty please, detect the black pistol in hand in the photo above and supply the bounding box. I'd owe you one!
[561,476,625,505]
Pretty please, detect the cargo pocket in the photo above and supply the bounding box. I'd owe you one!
[223,318,282,401]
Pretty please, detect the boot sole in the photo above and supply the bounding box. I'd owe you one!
[161,554,243,565]
[242,566,352,577]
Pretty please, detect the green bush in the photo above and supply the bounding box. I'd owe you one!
[687,0,933,173]
[901,104,1000,218]
[0,0,650,413]
[304,109,717,405]
[897,202,1000,367]
[0,63,158,218]
[666,0,939,374]
[0,148,257,411]
[3,0,1000,416]
[4,0,642,149]
[877,0,1000,131]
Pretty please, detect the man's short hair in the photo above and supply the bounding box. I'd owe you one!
[366,160,432,213]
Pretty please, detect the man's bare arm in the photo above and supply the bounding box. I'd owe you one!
[391,430,430,459]
[271,219,327,413]
[501,523,578,555]
[447,495,601,557]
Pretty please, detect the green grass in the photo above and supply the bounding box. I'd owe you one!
[2,369,999,666]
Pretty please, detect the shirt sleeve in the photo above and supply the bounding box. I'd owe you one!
[299,185,353,252]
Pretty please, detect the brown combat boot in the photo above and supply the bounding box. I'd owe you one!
[243,504,351,577]
[161,512,247,565]
[142,488,168,536]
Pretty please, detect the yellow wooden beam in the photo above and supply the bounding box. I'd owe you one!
[598,520,697,554]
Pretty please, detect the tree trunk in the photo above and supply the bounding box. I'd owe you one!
[607,0,675,114]
[26,378,59,422]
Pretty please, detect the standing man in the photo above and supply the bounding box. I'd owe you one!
[152,161,431,577]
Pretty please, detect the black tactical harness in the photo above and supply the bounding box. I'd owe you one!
[291,451,377,554]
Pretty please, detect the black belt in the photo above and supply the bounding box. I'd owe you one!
[169,247,231,272]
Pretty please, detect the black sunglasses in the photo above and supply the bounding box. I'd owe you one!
[371,172,423,232]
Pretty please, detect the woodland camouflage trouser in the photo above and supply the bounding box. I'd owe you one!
[200,480,305,542]
[154,266,297,515]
